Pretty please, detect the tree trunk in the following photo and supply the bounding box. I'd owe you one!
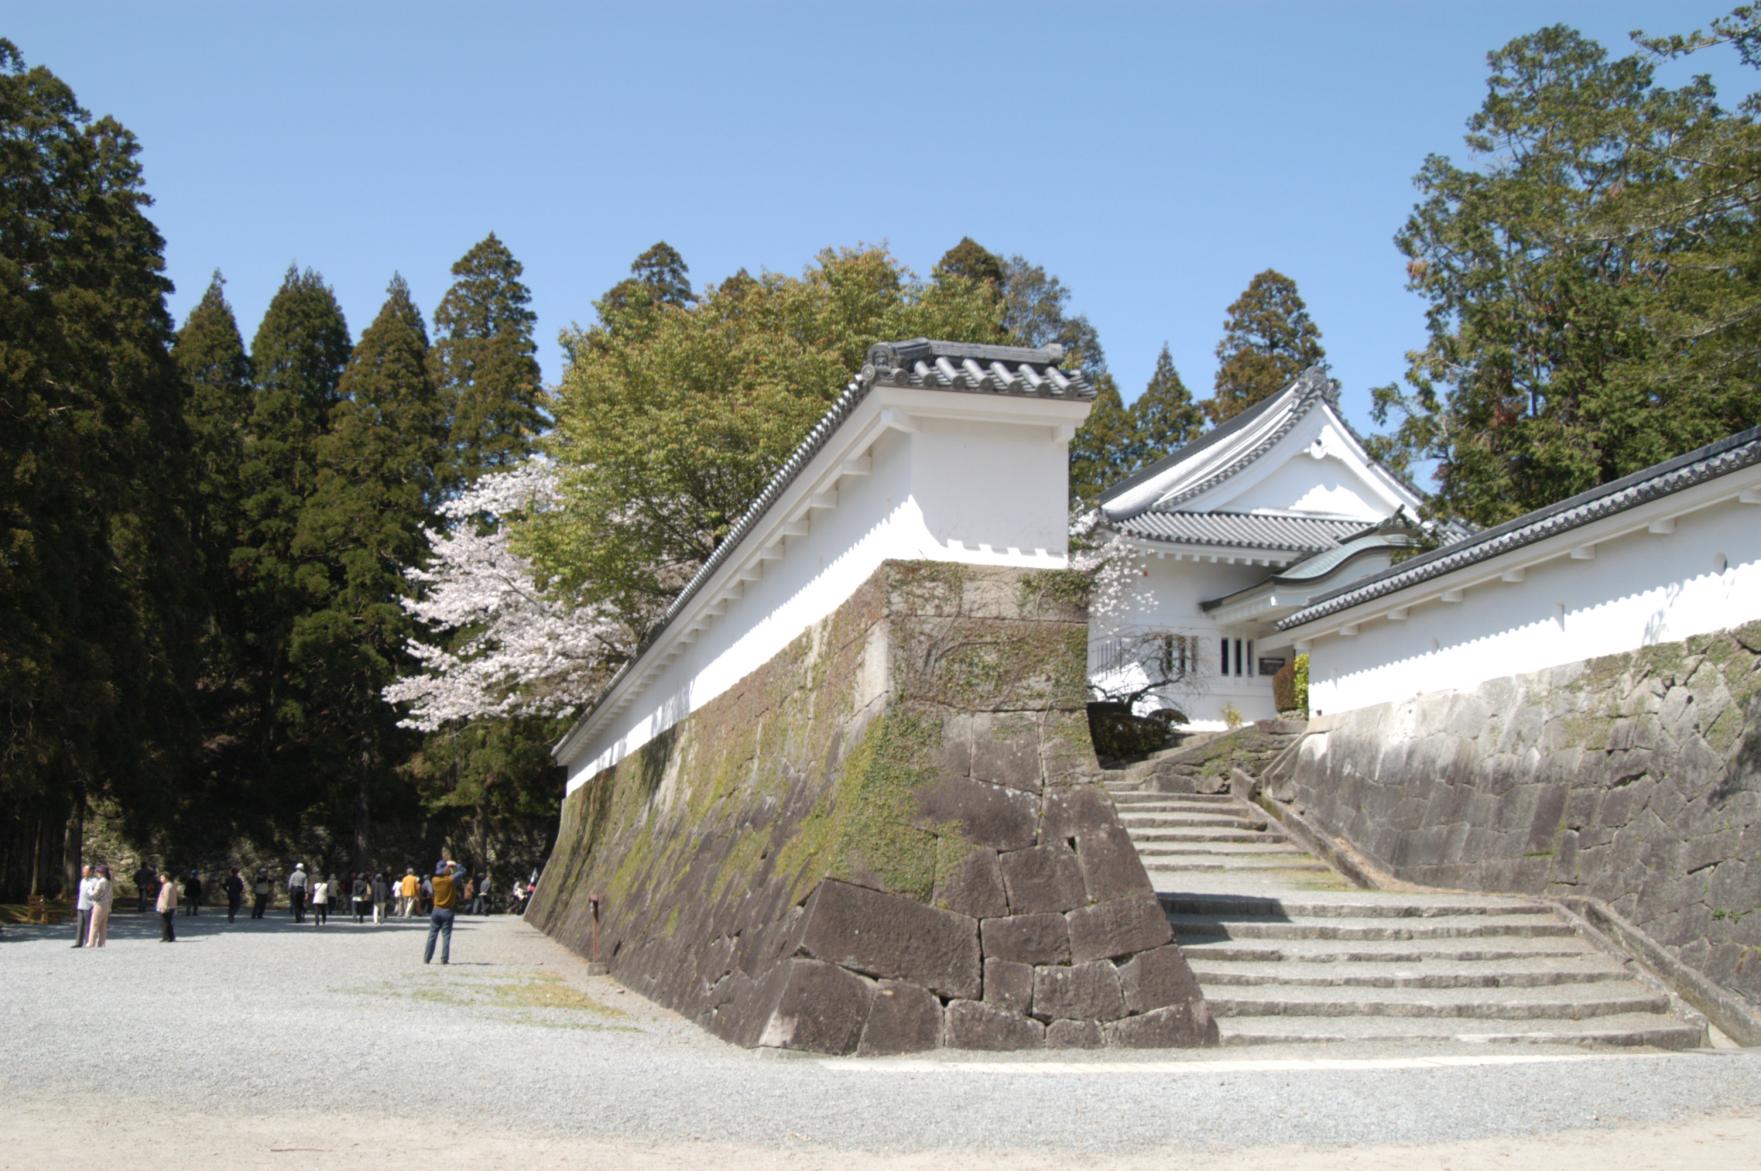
[352,748,372,875]
[61,784,84,900]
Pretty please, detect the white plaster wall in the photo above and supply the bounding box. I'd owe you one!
[1188,411,1414,519]
[1309,496,1761,716]
[565,414,1077,792]
[1091,556,1282,728]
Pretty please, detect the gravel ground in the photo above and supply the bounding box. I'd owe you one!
[5,909,1761,1167]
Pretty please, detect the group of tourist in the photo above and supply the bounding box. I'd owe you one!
[66,858,514,950]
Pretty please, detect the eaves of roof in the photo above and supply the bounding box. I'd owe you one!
[1279,422,1761,632]
[1109,510,1368,555]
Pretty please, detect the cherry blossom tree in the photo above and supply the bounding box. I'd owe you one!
[383,462,628,731]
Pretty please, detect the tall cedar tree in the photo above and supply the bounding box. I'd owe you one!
[1068,375,1135,509]
[420,234,557,883]
[527,245,1000,632]
[598,240,695,327]
[1371,21,1760,526]
[293,275,444,868]
[934,236,1007,290]
[237,265,350,818]
[171,272,265,840]
[431,233,545,489]
[0,41,201,896]
[1205,269,1326,424]
[1130,344,1204,467]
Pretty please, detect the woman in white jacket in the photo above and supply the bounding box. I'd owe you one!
[86,865,114,947]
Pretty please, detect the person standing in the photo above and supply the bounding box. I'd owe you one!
[184,869,203,916]
[86,865,114,948]
[399,869,418,917]
[223,868,244,923]
[156,871,178,941]
[371,873,389,925]
[310,875,330,926]
[72,864,95,949]
[251,870,270,919]
[134,863,155,914]
[423,860,466,965]
[473,875,488,916]
[287,863,308,923]
[351,874,370,924]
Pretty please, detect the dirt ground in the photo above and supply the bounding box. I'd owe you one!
[8,1096,1761,1170]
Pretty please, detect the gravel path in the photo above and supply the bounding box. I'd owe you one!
[5,909,1761,1166]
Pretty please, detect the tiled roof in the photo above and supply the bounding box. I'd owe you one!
[1099,367,1338,516]
[1110,510,1368,554]
[864,338,1092,398]
[1275,529,1419,581]
[1280,422,1761,631]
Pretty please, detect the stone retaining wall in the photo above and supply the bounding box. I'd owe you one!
[528,561,1216,1054]
[1283,621,1761,1012]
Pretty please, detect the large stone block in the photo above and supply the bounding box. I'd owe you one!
[1045,1018,1106,1049]
[980,912,1071,966]
[1066,896,1172,964]
[999,844,1087,914]
[756,958,874,1054]
[799,879,980,1000]
[1106,1003,1220,1048]
[933,846,1008,919]
[983,957,1033,1015]
[971,712,1045,794]
[1032,960,1125,1022]
[945,999,1045,1051]
[1074,826,1152,904]
[857,980,944,1056]
[914,775,1040,852]
[1040,783,1117,844]
[1117,945,1205,1014]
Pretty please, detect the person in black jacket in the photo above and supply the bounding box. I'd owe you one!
[184,870,204,916]
[251,869,271,919]
[223,867,244,923]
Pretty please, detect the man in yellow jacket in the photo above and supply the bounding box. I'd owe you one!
[423,860,466,965]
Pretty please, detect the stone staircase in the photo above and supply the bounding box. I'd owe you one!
[1107,788,1708,1049]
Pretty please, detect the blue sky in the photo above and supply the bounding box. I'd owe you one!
[13,2,1755,443]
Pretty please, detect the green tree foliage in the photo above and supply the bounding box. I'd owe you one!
[934,236,1006,290]
[1205,269,1326,424]
[292,275,444,866]
[1372,20,1760,526]
[999,254,1107,379]
[1068,374,1136,509]
[233,265,351,829]
[431,233,546,489]
[0,41,200,894]
[526,245,1001,631]
[407,715,566,886]
[598,239,696,329]
[1130,343,1204,466]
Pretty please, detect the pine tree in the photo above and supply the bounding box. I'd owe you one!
[293,274,443,867]
[431,233,545,489]
[1130,343,1204,467]
[1069,374,1135,509]
[175,272,252,605]
[1205,269,1326,424]
[598,240,695,331]
[235,265,350,811]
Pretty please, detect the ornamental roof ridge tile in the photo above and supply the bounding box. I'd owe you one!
[556,336,1087,755]
[1106,509,1367,554]
[1279,422,1761,631]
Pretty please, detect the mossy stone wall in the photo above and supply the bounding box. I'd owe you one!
[527,560,1215,1053]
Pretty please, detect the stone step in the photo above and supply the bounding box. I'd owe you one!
[1118,813,1264,830]
[1146,859,1337,875]
[1160,894,1555,919]
[1206,983,1670,1020]
[1108,791,1238,805]
[1167,912,1577,941]
[1215,1013,1707,1049]
[1174,935,1600,963]
[1133,829,1290,847]
[1187,956,1634,989]
[1135,841,1310,857]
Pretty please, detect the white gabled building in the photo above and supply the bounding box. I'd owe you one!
[1088,368,1433,729]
